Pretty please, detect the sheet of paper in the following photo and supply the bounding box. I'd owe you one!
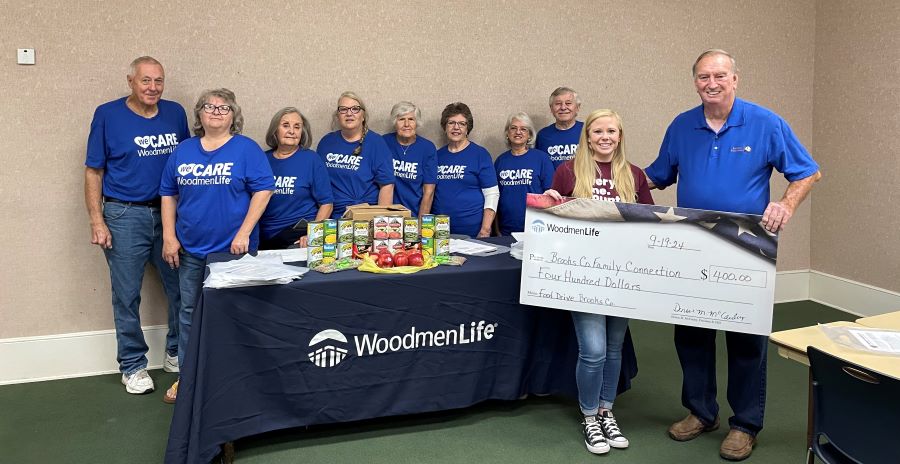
[450,239,497,255]
[848,329,900,354]
[256,248,307,262]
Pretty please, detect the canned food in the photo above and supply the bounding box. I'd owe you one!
[307,222,324,247]
[337,242,354,259]
[373,239,390,255]
[420,214,435,238]
[421,237,435,259]
[403,218,419,243]
[308,245,324,268]
[353,220,370,244]
[387,216,403,240]
[435,215,450,239]
[388,239,405,254]
[435,238,450,263]
[338,220,354,243]
[322,243,336,264]
[373,216,389,240]
[324,219,337,245]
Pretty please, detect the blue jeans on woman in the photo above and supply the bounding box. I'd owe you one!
[102,202,180,375]
[176,252,207,369]
[572,311,630,416]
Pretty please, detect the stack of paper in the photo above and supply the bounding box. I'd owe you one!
[450,239,498,255]
[204,254,309,289]
[510,232,525,260]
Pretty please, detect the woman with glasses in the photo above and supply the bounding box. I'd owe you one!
[159,88,274,403]
[384,101,437,217]
[493,112,555,235]
[432,102,498,237]
[258,107,334,249]
[543,109,653,455]
[316,91,395,219]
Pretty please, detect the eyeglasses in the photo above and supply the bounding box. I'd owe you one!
[202,104,232,114]
[508,126,529,134]
[338,106,363,115]
[446,121,468,128]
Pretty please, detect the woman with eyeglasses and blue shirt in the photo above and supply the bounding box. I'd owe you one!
[159,88,274,403]
[432,102,499,238]
[316,91,395,219]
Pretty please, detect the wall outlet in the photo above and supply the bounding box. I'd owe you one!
[17,49,35,65]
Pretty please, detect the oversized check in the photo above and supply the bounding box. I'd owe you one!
[519,194,779,335]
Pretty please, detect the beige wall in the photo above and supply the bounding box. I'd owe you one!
[811,0,900,293]
[0,0,819,339]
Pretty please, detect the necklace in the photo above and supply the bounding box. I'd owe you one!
[399,140,413,156]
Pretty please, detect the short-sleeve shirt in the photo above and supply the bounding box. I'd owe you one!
[494,148,555,235]
[258,148,334,240]
[645,98,819,215]
[551,160,654,205]
[317,130,395,218]
[384,133,438,217]
[536,121,583,168]
[85,97,190,201]
[433,142,498,236]
[159,135,275,257]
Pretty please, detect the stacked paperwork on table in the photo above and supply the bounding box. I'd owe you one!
[204,253,309,288]
[449,239,499,255]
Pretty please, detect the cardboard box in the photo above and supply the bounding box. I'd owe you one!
[341,203,411,221]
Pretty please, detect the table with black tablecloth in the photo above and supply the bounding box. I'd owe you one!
[165,237,636,464]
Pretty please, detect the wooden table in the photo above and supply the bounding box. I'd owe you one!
[770,320,900,463]
[856,310,900,330]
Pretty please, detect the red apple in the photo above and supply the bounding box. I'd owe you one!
[377,252,393,268]
[394,252,408,267]
[407,253,424,267]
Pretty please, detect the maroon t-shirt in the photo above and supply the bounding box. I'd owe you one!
[551,159,654,205]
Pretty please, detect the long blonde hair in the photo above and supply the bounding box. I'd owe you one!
[572,109,636,203]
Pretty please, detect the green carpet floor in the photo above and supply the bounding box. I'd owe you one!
[0,301,854,463]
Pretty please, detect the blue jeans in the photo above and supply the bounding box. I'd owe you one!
[176,252,207,369]
[572,311,630,416]
[102,202,180,375]
[674,325,768,436]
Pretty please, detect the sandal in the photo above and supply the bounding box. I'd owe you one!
[163,379,179,404]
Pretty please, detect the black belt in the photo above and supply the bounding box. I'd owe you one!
[104,196,161,208]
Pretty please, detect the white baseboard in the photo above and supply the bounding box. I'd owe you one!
[809,270,900,317]
[0,325,169,385]
[2,270,897,385]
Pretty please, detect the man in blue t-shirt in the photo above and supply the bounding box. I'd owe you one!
[535,87,584,168]
[646,49,821,461]
[84,56,190,395]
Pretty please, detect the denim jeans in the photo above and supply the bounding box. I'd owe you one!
[571,311,630,416]
[674,325,768,436]
[176,252,207,369]
[102,202,180,375]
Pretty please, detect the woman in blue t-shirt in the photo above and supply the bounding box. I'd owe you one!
[316,92,395,219]
[159,88,275,403]
[493,112,555,235]
[258,107,334,249]
[384,101,437,217]
[432,102,498,237]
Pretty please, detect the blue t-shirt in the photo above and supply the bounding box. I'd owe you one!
[85,97,190,201]
[646,98,820,215]
[494,148,555,235]
[317,130,395,218]
[535,121,583,168]
[258,148,334,240]
[160,135,275,257]
[384,133,438,217]
[433,142,498,236]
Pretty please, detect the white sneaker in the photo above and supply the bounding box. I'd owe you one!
[600,410,630,449]
[582,415,610,454]
[164,353,179,373]
[121,369,155,394]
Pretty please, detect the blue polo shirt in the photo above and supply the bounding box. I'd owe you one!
[646,98,819,215]
[384,132,438,217]
[535,121,583,168]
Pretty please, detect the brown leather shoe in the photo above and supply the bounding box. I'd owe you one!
[720,429,756,461]
[668,414,719,441]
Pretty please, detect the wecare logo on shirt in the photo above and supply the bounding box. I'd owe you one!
[274,176,297,195]
[176,162,233,186]
[437,164,466,180]
[546,144,577,161]
[324,153,361,171]
[498,168,534,186]
[134,133,180,157]
[393,159,419,179]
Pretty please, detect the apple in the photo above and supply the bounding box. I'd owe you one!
[377,252,393,268]
[394,252,408,267]
[407,253,424,267]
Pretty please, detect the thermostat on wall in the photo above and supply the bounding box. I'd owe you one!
[17,49,35,65]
